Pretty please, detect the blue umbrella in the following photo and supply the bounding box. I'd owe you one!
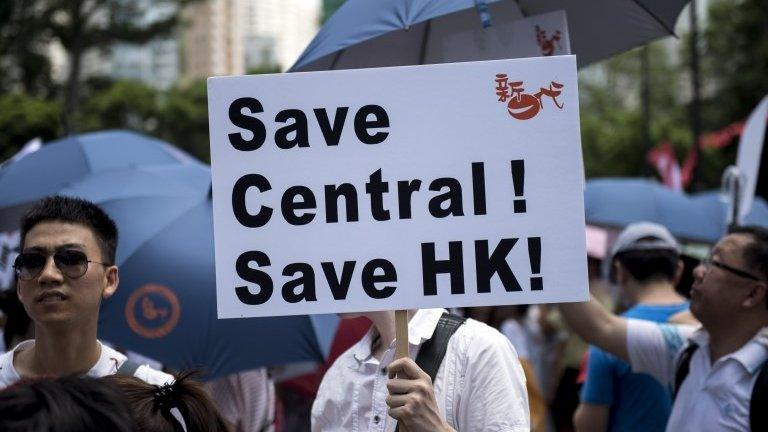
[291,0,689,71]
[100,195,339,379]
[0,130,206,232]
[0,131,339,378]
[585,178,768,243]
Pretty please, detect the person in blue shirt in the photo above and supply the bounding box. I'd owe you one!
[574,222,689,432]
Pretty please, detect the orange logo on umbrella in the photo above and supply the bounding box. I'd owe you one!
[125,284,180,339]
[494,74,564,120]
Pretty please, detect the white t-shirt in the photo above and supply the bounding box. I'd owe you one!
[311,308,530,432]
[627,319,768,432]
[0,339,173,389]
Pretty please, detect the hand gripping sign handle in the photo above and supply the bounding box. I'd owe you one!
[395,309,410,432]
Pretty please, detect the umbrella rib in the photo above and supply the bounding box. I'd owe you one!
[512,0,529,17]
[329,48,345,70]
[630,0,677,36]
[418,20,432,64]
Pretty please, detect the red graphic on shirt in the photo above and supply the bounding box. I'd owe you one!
[536,25,562,56]
[494,74,564,120]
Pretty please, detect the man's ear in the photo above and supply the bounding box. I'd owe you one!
[102,266,119,299]
[673,260,684,285]
[742,281,767,310]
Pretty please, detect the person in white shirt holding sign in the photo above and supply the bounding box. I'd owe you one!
[0,196,171,388]
[311,308,530,432]
[559,226,768,431]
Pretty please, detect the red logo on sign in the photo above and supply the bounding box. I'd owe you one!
[535,25,562,56]
[494,74,564,120]
[125,284,180,339]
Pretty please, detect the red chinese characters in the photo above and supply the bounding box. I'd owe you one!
[494,74,565,120]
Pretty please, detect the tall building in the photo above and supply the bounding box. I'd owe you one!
[240,0,321,72]
[183,0,246,80]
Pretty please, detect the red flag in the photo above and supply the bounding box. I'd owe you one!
[647,141,682,190]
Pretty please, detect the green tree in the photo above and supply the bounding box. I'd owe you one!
[78,79,159,133]
[578,42,691,179]
[157,79,209,162]
[24,0,197,133]
[0,93,61,161]
[703,0,768,125]
[0,0,56,97]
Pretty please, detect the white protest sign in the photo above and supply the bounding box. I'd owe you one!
[736,94,768,219]
[434,10,570,64]
[208,56,588,318]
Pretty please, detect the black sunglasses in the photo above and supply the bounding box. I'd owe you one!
[702,258,763,282]
[13,250,109,281]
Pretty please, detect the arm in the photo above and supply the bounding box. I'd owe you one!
[573,347,614,432]
[573,403,609,432]
[558,295,629,361]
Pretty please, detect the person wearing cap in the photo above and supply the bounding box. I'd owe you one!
[559,225,768,431]
[573,222,688,432]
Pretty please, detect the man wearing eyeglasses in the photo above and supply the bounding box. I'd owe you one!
[0,195,171,388]
[559,226,768,432]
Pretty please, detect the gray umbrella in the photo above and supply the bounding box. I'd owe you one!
[291,0,689,72]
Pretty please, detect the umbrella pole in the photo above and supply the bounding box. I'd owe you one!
[395,309,410,431]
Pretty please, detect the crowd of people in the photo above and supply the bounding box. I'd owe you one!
[0,194,767,431]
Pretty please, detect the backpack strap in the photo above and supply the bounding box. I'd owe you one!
[750,359,768,432]
[116,358,142,377]
[394,313,466,432]
[414,313,467,382]
[673,342,699,398]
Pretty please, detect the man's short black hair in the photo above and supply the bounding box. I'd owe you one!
[729,225,768,309]
[614,249,679,284]
[20,196,118,264]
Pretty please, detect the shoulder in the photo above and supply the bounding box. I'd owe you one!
[451,318,523,373]
[98,342,172,385]
[0,349,16,388]
[460,318,516,352]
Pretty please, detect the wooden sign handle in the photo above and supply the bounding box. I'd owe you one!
[395,309,409,359]
[394,309,410,431]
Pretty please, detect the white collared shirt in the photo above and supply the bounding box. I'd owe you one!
[627,320,768,432]
[311,308,530,432]
[0,339,173,388]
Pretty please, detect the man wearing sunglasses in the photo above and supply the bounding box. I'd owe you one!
[0,196,171,389]
[559,226,768,431]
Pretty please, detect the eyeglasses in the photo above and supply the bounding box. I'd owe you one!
[701,258,763,282]
[13,250,109,281]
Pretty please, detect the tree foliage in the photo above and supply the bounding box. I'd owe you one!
[704,0,768,124]
[157,79,210,162]
[78,79,159,133]
[579,43,691,179]
[0,93,61,161]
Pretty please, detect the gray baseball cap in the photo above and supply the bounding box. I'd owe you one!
[611,222,681,258]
